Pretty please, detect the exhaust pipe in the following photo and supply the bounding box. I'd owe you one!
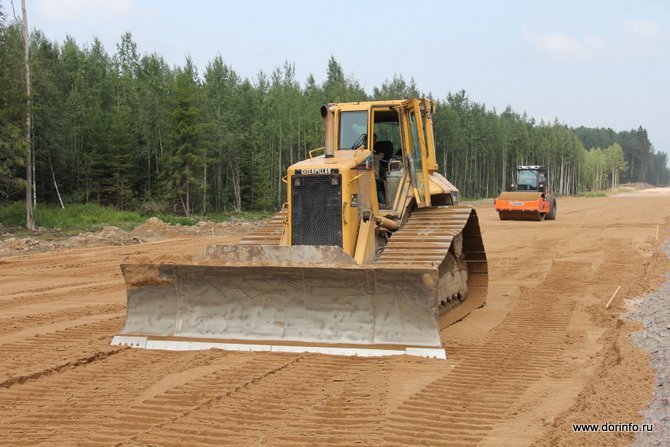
[321,104,335,158]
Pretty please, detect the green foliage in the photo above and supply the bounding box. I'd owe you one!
[0,202,144,230]
[0,201,273,232]
[0,22,26,199]
[204,210,274,222]
[0,201,25,225]
[433,92,587,198]
[372,74,421,100]
[574,126,666,185]
[0,22,666,218]
[166,57,206,216]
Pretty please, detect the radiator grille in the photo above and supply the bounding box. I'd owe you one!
[291,175,342,246]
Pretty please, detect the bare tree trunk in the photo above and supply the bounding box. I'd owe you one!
[442,138,447,178]
[32,147,36,206]
[559,155,564,194]
[501,143,506,192]
[179,194,188,217]
[229,159,241,213]
[202,152,207,214]
[21,0,34,230]
[157,126,163,173]
[277,139,282,208]
[147,142,151,198]
[48,152,64,209]
[185,181,190,217]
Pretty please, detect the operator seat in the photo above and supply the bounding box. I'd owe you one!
[373,140,394,179]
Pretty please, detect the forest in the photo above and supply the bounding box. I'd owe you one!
[1,9,668,218]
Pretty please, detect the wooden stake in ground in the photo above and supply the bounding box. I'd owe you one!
[605,285,622,309]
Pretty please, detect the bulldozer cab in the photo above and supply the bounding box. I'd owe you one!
[334,99,436,210]
[515,166,548,193]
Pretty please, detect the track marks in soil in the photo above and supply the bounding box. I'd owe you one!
[381,261,583,447]
[114,355,391,447]
[0,303,124,337]
[0,318,124,387]
[69,353,387,446]
[0,196,667,447]
[0,349,236,445]
[0,279,121,310]
[88,353,303,447]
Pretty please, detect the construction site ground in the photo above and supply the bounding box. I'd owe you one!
[1,188,669,447]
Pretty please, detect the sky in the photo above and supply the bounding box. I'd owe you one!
[3,0,670,154]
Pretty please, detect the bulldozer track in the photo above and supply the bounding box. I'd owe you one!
[377,206,488,327]
[240,209,287,245]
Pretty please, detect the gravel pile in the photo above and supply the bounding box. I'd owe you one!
[628,240,670,447]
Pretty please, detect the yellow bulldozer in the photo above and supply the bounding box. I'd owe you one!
[112,98,488,359]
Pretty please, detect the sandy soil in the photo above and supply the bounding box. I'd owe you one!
[1,192,669,447]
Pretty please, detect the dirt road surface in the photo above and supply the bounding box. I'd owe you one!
[1,191,669,446]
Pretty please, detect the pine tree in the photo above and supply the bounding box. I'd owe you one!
[166,57,205,216]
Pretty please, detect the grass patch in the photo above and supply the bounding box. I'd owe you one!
[0,202,275,236]
[579,191,607,198]
[203,210,275,223]
[154,210,275,226]
[0,202,145,232]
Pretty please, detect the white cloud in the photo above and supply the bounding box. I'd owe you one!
[624,19,667,42]
[620,19,670,60]
[36,0,134,21]
[523,29,612,63]
[524,30,583,62]
[584,33,609,52]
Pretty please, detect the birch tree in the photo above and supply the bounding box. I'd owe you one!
[20,0,34,229]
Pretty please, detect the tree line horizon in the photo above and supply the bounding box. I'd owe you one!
[1,13,667,217]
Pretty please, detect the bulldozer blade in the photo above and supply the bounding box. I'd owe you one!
[113,245,446,359]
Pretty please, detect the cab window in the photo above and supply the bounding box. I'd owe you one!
[517,170,538,190]
[339,111,368,150]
